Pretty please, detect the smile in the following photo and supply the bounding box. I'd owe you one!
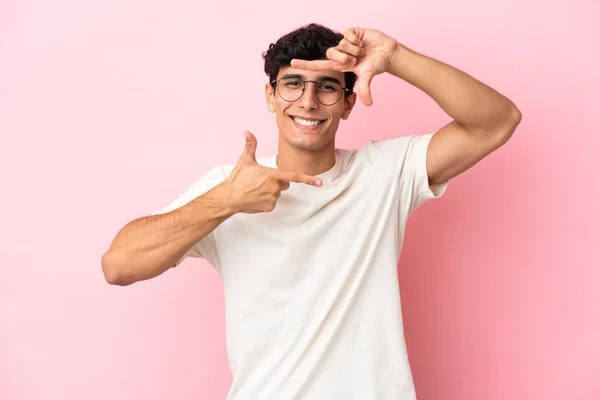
[289,116,326,129]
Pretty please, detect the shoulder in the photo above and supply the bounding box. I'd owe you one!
[342,134,429,166]
[369,133,434,156]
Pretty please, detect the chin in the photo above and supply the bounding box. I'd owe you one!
[286,133,333,151]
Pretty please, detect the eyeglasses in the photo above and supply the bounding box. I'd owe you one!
[271,76,351,106]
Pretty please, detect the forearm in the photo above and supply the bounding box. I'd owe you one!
[101,185,234,286]
[388,43,520,132]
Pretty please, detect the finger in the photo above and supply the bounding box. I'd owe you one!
[338,38,364,57]
[290,58,339,71]
[279,171,322,187]
[343,28,363,46]
[280,181,291,191]
[325,47,357,67]
[358,72,375,106]
[241,131,257,162]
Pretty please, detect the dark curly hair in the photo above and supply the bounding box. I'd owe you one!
[262,23,357,95]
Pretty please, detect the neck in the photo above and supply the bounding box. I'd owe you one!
[276,136,336,177]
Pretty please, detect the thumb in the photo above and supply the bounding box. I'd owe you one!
[358,71,375,106]
[241,131,257,162]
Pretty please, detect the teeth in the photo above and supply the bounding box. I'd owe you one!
[293,117,322,127]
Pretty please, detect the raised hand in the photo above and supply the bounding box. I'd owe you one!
[290,27,398,107]
[222,131,322,214]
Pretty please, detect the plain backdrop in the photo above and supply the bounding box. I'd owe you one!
[1,1,598,399]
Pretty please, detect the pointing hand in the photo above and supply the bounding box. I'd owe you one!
[223,131,322,214]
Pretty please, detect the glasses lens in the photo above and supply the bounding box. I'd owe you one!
[316,80,343,106]
[276,78,344,105]
[277,77,304,102]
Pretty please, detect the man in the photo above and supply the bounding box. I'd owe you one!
[102,24,521,400]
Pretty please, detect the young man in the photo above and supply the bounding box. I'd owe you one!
[102,24,521,399]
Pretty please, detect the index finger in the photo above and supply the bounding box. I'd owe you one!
[290,58,337,71]
[279,171,322,187]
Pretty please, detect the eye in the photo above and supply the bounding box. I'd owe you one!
[319,84,336,92]
[284,79,303,87]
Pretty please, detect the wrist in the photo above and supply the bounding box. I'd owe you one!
[387,42,414,79]
[194,183,238,219]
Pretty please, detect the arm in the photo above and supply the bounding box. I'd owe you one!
[291,28,522,186]
[388,44,522,186]
[101,131,321,286]
[101,185,234,286]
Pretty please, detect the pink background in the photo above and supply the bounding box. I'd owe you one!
[1,1,598,399]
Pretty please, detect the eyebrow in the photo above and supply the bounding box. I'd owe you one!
[280,73,342,86]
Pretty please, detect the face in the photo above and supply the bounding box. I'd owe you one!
[265,65,357,151]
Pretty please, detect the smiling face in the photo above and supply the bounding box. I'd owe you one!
[265,65,357,152]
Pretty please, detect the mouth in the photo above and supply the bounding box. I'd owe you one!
[288,115,326,131]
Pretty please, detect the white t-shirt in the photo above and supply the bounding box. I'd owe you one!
[155,133,448,400]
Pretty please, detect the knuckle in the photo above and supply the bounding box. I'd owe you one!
[267,172,279,182]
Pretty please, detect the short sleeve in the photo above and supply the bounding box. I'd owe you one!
[372,132,449,215]
[151,166,226,267]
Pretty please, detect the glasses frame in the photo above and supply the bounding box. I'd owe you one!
[270,78,352,106]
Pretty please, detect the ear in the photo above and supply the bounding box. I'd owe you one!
[265,83,276,113]
[341,92,357,120]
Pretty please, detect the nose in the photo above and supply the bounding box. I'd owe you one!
[297,82,319,111]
